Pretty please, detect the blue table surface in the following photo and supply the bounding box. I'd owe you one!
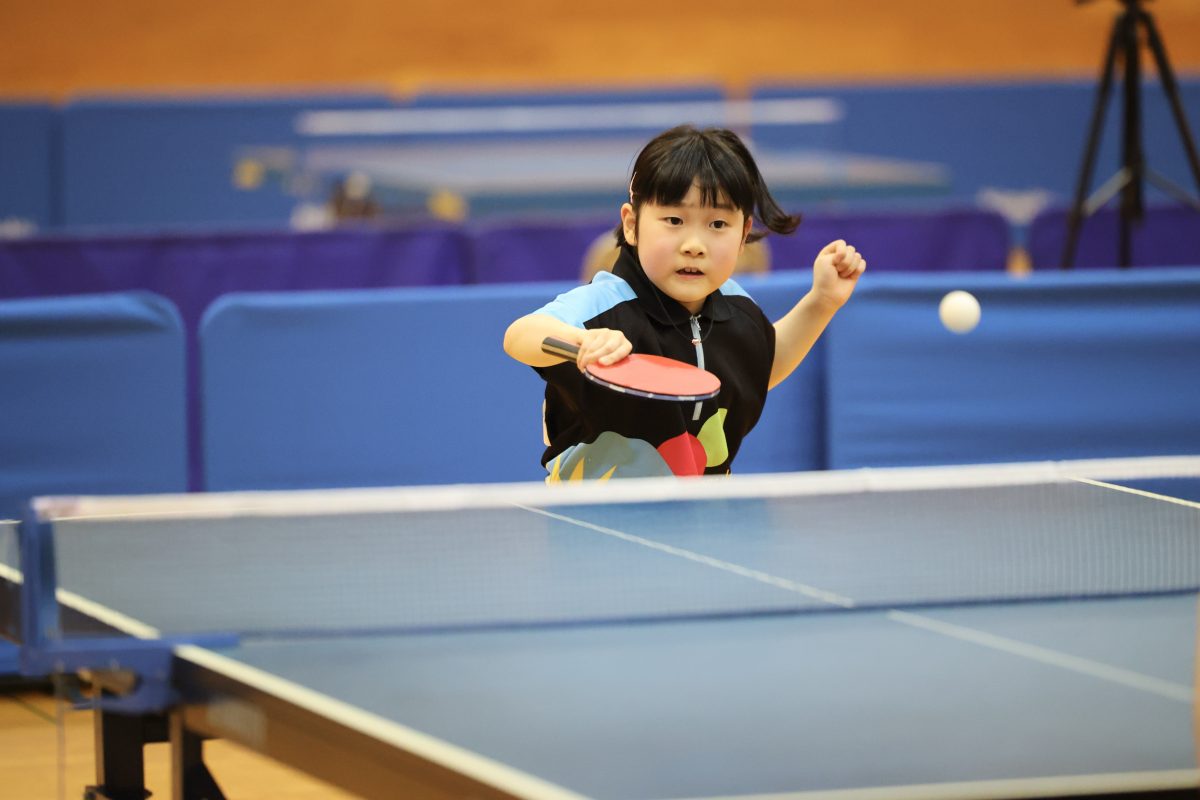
[5,472,1199,797]
[211,593,1197,798]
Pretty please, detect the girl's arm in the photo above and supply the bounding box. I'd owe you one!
[504,313,632,369]
[770,240,865,389]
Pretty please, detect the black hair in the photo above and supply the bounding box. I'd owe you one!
[618,125,801,246]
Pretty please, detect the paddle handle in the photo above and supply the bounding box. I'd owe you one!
[541,337,581,361]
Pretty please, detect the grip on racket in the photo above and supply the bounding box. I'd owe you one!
[541,337,581,361]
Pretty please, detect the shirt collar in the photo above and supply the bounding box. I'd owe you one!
[611,244,733,323]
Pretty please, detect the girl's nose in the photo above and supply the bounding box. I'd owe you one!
[681,236,706,256]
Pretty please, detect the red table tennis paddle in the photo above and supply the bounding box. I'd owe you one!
[542,337,721,402]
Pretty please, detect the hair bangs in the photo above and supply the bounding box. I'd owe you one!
[635,130,756,215]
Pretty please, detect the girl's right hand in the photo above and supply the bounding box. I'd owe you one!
[575,328,632,370]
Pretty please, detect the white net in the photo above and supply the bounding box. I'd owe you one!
[35,456,1200,641]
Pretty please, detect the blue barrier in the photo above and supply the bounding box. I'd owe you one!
[201,284,555,490]
[737,274,828,474]
[0,292,188,518]
[200,277,831,489]
[824,268,1200,468]
[0,225,471,490]
[2,268,1196,501]
[0,103,56,231]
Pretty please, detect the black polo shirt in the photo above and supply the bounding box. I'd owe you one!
[532,246,775,480]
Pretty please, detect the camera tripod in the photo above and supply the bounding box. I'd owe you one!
[1061,0,1200,268]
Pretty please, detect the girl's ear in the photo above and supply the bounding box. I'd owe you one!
[741,216,754,249]
[620,203,638,246]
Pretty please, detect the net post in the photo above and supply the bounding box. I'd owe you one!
[18,499,61,665]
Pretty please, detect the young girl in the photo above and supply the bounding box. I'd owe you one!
[503,125,865,481]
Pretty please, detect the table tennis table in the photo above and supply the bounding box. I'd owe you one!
[245,137,950,222]
[295,139,950,215]
[2,456,1198,799]
[243,97,950,221]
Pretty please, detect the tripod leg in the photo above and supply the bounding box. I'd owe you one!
[1118,9,1143,269]
[1145,168,1200,212]
[1062,10,1127,269]
[1140,9,1200,195]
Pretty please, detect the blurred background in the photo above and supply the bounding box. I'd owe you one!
[5,6,1200,794]
[1,0,1199,505]
[2,0,1198,237]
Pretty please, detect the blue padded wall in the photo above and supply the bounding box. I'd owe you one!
[0,292,188,518]
[201,283,556,490]
[824,268,1200,468]
[0,225,471,490]
[200,278,829,490]
[0,103,56,230]
[736,273,827,474]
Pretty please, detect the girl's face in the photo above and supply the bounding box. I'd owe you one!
[621,182,752,315]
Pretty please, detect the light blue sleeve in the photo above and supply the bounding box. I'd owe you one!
[533,272,638,327]
[719,277,754,301]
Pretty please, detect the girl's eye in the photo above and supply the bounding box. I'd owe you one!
[711,220,729,229]
[664,217,683,225]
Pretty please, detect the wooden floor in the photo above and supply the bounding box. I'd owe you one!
[0,684,357,800]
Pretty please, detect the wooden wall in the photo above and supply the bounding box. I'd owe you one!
[4,0,1200,100]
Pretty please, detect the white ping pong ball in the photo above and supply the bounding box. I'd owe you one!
[939,290,981,334]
